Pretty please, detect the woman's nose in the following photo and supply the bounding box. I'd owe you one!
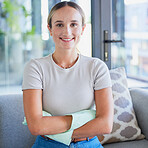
[63,26,72,35]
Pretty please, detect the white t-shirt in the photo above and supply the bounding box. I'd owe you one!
[22,54,111,116]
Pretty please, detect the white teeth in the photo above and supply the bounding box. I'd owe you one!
[62,38,72,41]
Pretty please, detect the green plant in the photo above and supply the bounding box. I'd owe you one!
[21,5,30,18]
[1,0,31,33]
[25,26,36,36]
[0,29,5,35]
[2,0,20,32]
[23,26,36,42]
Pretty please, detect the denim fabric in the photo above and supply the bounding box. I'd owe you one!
[32,136,104,148]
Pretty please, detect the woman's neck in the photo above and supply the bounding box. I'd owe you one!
[52,50,79,69]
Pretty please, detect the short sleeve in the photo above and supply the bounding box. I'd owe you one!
[93,59,112,90]
[22,59,43,90]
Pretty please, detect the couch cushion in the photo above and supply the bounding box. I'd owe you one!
[103,139,148,148]
[98,67,144,145]
[130,88,148,140]
[0,94,36,148]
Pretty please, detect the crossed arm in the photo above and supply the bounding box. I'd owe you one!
[23,87,113,138]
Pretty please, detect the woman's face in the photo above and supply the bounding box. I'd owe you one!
[48,6,85,51]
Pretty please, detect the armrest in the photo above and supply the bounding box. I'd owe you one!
[130,88,148,140]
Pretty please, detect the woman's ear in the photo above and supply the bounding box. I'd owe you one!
[47,25,52,36]
[81,24,86,35]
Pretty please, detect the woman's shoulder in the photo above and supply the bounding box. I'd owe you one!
[26,54,51,67]
[24,54,52,74]
[80,55,109,75]
[80,54,106,66]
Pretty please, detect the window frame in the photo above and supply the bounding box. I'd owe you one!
[91,0,112,69]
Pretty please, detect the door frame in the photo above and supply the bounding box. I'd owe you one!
[91,0,112,69]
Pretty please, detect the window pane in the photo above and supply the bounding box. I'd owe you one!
[111,0,148,87]
[76,0,92,57]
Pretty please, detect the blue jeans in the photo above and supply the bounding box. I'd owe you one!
[32,136,104,148]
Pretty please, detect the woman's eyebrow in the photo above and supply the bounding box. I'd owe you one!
[71,20,79,23]
[54,20,79,24]
[54,20,63,24]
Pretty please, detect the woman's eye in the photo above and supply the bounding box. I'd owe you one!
[56,24,63,27]
[71,23,77,27]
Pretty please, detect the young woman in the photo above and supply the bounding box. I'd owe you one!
[22,1,113,148]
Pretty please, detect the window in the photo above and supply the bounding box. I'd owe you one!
[111,0,148,87]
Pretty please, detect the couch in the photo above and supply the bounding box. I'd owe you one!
[0,88,148,148]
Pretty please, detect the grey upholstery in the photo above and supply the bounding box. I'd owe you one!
[0,88,148,148]
[130,88,148,140]
[104,139,148,148]
[0,94,36,148]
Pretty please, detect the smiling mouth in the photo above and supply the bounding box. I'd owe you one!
[60,37,74,42]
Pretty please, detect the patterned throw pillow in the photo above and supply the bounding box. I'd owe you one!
[98,67,145,145]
